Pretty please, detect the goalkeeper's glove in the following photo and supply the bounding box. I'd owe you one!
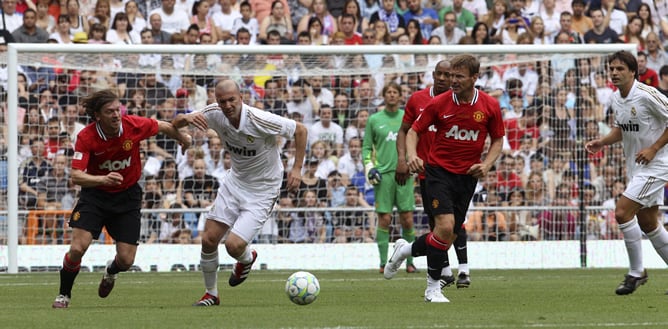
[365,163,382,185]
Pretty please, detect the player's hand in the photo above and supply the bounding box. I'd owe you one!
[286,167,302,192]
[179,134,192,155]
[466,163,488,179]
[406,155,424,174]
[585,140,603,154]
[635,147,658,165]
[395,160,410,185]
[186,112,208,131]
[367,168,382,185]
[101,172,123,186]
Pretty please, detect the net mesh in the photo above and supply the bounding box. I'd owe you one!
[1,45,630,245]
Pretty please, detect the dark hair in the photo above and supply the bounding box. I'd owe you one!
[607,50,639,80]
[111,11,133,32]
[81,89,118,118]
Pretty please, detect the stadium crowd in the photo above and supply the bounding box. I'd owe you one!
[3,0,668,245]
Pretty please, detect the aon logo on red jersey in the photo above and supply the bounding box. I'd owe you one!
[445,125,480,141]
[99,157,131,171]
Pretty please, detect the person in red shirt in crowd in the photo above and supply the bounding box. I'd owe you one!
[504,105,540,151]
[52,89,191,309]
[496,154,523,198]
[339,13,362,44]
[387,54,504,303]
[637,52,659,87]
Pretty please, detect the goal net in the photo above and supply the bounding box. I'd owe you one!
[1,43,635,272]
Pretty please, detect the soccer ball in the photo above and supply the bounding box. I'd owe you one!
[285,271,320,305]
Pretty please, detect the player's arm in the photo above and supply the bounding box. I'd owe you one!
[405,128,422,174]
[156,120,192,155]
[71,169,124,188]
[585,127,622,154]
[637,126,668,165]
[395,121,412,185]
[287,122,308,192]
[361,118,381,185]
[172,111,209,131]
[467,136,503,179]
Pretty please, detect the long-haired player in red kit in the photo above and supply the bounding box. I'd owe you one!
[52,89,192,308]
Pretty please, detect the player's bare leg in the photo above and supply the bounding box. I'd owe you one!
[194,219,228,306]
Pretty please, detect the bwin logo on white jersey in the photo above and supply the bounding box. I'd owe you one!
[385,131,398,141]
[225,141,257,156]
[619,121,640,132]
[445,125,480,141]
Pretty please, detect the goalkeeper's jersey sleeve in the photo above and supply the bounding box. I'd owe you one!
[361,109,404,174]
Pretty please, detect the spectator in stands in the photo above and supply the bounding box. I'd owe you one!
[263,78,288,116]
[12,9,49,43]
[340,0,369,34]
[469,21,491,44]
[309,105,344,157]
[332,185,372,243]
[469,190,509,241]
[440,0,476,30]
[298,0,337,39]
[44,117,62,160]
[231,1,259,45]
[141,73,174,106]
[402,0,438,40]
[645,32,668,73]
[496,154,523,200]
[174,87,194,114]
[89,0,111,30]
[286,78,319,125]
[259,0,293,42]
[371,19,391,45]
[150,0,190,34]
[124,1,145,32]
[350,79,377,113]
[404,19,424,44]
[156,157,181,206]
[538,0,559,37]
[369,0,405,41]
[431,11,466,45]
[148,12,171,44]
[65,0,89,35]
[289,189,327,243]
[50,14,72,43]
[304,16,328,45]
[622,15,645,51]
[538,182,576,240]
[182,158,218,209]
[87,22,108,43]
[159,202,187,243]
[331,92,351,127]
[209,0,237,44]
[530,16,552,44]
[181,75,207,110]
[36,153,72,209]
[637,52,659,87]
[298,156,328,203]
[499,78,528,119]
[584,8,622,44]
[552,11,584,44]
[1,0,24,33]
[106,12,140,44]
[568,0,590,35]
[601,0,628,36]
[18,138,51,209]
[657,65,668,98]
[483,0,507,40]
[35,2,54,33]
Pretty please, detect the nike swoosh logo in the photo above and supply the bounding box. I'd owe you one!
[443,114,455,119]
[94,151,105,156]
[419,108,424,112]
[456,246,466,250]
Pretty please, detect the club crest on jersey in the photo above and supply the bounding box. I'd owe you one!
[631,107,637,116]
[473,111,485,122]
[432,199,439,209]
[72,211,80,221]
[246,135,255,143]
[122,140,133,151]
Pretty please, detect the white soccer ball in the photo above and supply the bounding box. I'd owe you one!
[285,271,320,305]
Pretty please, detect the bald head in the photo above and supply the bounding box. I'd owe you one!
[215,79,241,94]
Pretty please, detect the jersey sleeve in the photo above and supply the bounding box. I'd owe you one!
[403,96,419,125]
[135,116,160,140]
[487,97,506,139]
[71,136,91,172]
[361,115,375,166]
[411,100,436,134]
[644,88,668,127]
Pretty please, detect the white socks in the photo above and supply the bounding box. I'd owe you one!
[647,225,668,264]
[619,218,644,277]
[200,250,219,297]
[236,247,253,264]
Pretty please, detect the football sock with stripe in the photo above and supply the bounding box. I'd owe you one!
[59,252,80,297]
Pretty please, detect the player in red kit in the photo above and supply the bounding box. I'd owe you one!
[386,54,505,303]
[391,60,472,288]
[52,90,191,309]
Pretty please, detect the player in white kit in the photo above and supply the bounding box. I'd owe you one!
[173,80,308,306]
[586,51,668,295]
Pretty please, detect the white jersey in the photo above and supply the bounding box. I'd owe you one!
[612,80,668,180]
[199,103,297,192]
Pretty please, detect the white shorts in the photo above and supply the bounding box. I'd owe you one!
[623,173,666,208]
[206,180,279,243]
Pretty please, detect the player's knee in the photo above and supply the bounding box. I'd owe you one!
[224,240,246,258]
[116,255,135,269]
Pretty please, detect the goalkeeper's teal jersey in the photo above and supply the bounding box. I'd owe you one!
[362,109,404,174]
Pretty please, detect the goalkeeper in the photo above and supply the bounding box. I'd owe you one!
[362,82,417,274]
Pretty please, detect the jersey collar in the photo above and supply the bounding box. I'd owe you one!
[452,88,479,106]
[95,120,123,141]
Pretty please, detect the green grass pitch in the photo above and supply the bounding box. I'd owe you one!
[1,269,667,329]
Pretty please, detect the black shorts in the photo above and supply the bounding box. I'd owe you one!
[69,184,143,245]
[424,165,477,230]
[420,178,467,235]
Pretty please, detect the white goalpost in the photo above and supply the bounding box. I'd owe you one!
[3,43,636,274]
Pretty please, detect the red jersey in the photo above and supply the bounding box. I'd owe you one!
[504,118,540,150]
[72,115,158,193]
[403,87,436,179]
[344,34,363,45]
[412,89,505,175]
[638,69,659,87]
